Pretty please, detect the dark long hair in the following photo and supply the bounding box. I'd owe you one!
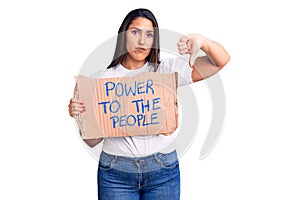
[107,8,160,72]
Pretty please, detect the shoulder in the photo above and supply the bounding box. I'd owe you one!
[159,57,190,71]
[158,57,193,86]
[90,65,122,79]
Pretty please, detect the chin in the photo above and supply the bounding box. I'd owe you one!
[129,53,149,62]
[134,56,148,62]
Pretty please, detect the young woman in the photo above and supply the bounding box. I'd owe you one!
[68,8,230,200]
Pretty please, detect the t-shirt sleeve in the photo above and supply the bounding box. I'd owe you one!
[89,68,114,79]
[159,57,193,86]
[90,71,102,78]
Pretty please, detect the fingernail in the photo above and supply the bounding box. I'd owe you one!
[186,40,189,45]
[80,102,84,105]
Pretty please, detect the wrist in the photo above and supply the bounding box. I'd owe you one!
[196,35,209,52]
[188,34,209,52]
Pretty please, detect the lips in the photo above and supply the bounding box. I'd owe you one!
[135,47,147,52]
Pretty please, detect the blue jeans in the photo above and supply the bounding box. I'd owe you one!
[97,150,180,200]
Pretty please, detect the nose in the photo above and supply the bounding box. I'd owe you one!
[138,34,145,45]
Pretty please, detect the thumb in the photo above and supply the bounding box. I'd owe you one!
[189,49,197,68]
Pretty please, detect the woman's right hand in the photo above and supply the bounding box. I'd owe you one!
[68,98,86,117]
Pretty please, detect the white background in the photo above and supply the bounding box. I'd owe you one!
[1,0,299,199]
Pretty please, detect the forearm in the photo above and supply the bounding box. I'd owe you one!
[83,138,103,147]
[191,35,230,68]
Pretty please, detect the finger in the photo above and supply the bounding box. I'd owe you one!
[177,44,188,51]
[177,41,187,47]
[71,110,82,117]
[177,41,191,51]
[68,103,86,117]
[69,107,87,117]
[189,51,197,68]
[179,36,189,43]
[69,100,84,110]
[179,49,190,55]
[70,98,84,105]
[70,103,86,111]
[68,101,85,110]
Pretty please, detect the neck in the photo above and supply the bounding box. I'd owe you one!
[122,56,146,70]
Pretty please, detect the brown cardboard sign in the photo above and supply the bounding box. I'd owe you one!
[75,72,178,139]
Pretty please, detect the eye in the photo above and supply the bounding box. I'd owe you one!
[147,33,153,38]
[131,30,138,35]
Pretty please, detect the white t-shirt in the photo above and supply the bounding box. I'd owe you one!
[91,56,193,157]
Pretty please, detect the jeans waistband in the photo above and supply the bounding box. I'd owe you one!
[99,150,178,173]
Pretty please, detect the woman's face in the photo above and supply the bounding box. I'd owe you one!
[125,17,154,64]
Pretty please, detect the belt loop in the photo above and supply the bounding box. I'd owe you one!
[112,155,117,164]
[154,153,160,162]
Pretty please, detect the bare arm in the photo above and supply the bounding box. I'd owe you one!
[68,98,103,148]
[177,34,230,82]
[83,138,103,148]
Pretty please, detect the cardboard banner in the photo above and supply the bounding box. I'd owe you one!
[75,72,178,139]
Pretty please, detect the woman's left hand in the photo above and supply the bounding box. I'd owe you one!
[177,34,206,68]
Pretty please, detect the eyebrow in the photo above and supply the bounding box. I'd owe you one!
[130,27,154,32]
